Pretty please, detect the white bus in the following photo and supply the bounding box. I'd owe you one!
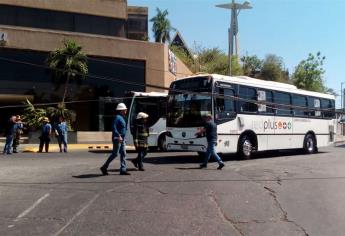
[125,91,168,151]
[166,74,336,159]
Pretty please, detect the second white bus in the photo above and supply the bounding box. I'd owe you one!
[125,91,168,151]
[166,74,336,159]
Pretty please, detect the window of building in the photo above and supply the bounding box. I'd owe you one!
[239,86,257,113]
[274,92,291,116]
[0,4,127,37]
[292,94,308,117]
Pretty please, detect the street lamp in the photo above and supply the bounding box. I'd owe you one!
[216,0,252,76]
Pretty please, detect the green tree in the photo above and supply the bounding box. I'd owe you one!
[46,104,76,130]
[292,52,327,93]
[150,8,174,43]
[170,45,194,71]
[47,39,88,104]
[241,55,262,78]
[260,54,289,83]
[21,99,47,130]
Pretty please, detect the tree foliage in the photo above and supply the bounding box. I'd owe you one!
[171,45,242,75]
[47,39,88,103]
[150,8,174,43]
[241,55,262,78]
[292,52,326,93]
[21,100,76,131]
[21,99,47,130]
[260,54,290,83]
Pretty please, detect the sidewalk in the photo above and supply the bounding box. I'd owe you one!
[0,143,136,153]
[335,135,345,146]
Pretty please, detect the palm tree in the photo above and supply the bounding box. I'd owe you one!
[47,39,88,104]
[150,8,174,43]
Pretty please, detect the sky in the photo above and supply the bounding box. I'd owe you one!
[128,0,345,108]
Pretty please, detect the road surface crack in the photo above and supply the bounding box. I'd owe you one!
[263,186,309,236]
[139,183,168,195]
[209,191,245,236]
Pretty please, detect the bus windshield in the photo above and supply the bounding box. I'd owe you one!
[167,93,211,127]
[167,76,213,127]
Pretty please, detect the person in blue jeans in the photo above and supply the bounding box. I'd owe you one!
[100,103,130,175]
[3,116,16,155]
[195,114,225,170]
[55,116,68,153]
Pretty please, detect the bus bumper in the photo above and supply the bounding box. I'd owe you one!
[167,143,207,152]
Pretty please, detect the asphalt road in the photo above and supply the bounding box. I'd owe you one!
[0,145,345,236]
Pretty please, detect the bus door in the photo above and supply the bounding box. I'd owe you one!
[214,84,237,152]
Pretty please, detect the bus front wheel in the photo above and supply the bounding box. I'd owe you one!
[303,134,317,154]
[238,135,253,159]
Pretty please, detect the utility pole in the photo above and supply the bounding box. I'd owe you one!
[342,82,345,112]
[216,1,252,76]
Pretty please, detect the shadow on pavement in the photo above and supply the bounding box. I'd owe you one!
[175,167,203,170]
[145,154,201,165]
[73,174,104,178]
[145,149,329,165]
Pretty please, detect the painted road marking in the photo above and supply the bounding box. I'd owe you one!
[53,193,100,236]
[8,193,50,228]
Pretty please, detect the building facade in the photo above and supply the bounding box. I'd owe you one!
[0,0,192,132]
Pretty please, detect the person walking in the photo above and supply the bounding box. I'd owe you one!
[55,116,68,153]
[38,117,52,153]
[195,114,225,170]
[100,103,130,175]
[3,115,16,155]
[12,115,24,153]
[131,112,149,171]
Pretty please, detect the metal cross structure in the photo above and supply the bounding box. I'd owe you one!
[216,0,252,76]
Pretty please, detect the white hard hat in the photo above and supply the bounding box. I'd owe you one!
[116,103,127,111]
[136,112,149,119]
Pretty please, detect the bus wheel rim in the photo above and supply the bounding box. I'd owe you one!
[307,138,314,152]
[243,140,252,156]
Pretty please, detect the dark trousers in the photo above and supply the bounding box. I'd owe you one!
[39,136,50,152]
[135,147,147,169]
[12,134,21,152]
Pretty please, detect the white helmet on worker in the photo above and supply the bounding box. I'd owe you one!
[136,112,149,119]
[116,103,127,111]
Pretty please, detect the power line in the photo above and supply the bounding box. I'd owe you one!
[0,56,341,115]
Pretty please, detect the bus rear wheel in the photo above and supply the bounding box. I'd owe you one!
[238,135,254,159]
[158,134,167,152]
[303,134,317,154]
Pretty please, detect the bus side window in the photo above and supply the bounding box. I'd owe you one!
[215,87,235,121]
[309,97,321,117]
[275,91,292,116]
[239,86,257,113]
[292,95,308,117]
[321,99,335,118]
[258,90,274,114]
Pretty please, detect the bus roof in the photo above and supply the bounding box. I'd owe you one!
[131,91,167,97]
[175,73,335,100]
